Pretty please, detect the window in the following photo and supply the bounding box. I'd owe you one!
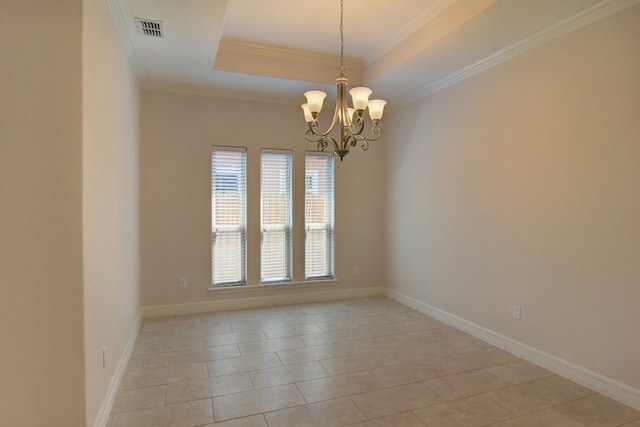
[260,150,292,283]
[305,153,334,279]
[211,147,246,286]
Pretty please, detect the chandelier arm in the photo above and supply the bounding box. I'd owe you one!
[305,128,339,152]
[357,125,383,142]
[348,115,365,136]
[320,136,339,152]
[354,135,370,151]
[305,102,341,138]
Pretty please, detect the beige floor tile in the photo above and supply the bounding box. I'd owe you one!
[345,411,427,427]
[442,348,519,373]
[437,336,494,355]
[369,357,455,388]
[136,329,173,342]
[249,361,329,389]
[111,385,166,413]
[544,375,597,399]
[393,328,460,346]
[424,368,510,400]
[121,362,208,390]
[207,352,282,376]
[554,394,640,426]
[396,318,443,332]
[172,324,233,339]
[169,336,205,352]
[486,360,554,384]
[230,318,290,333]
[382,311,431,323]
[488,408,586,426]
[133,340,172,356]
[319,351,387,376]
[142,318,201,332]
[263,323,323,339]
[238,336,305,355]
[264,397,366,427]
[212,384,305,421]
[133,334,174,347]
[169,344,240,365]
[165,372,253,404]
[296,371,384,403]
[350,381,442,419]
[110,398,213,427]
[316,318,368,332]
[298,329,362,346]
[301,302,350,315]
[486,378,583,416]
[413,394,517,427]
[204,330,266,347]
[126,352,170,371]
[320,344,431,376]
[355,324,408,339]
[336,335,403,354]
[111,299,640,426]
[277,343,348,365]
[198,414,267,427]
[251,306,307,320]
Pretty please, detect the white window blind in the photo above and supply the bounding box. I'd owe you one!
[211,147,246,286]
[305,153,334,279]
[260,150,292,283]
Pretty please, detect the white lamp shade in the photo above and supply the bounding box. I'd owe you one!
[304,90,327,114]
[301,103,314,122]
[349,87,372,110]
[367,99,387,121]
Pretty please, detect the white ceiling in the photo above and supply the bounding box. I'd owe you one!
[107,0,636,107]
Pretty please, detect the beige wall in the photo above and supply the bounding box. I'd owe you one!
[140,91,385,307]
[385,4,640,392]
[0,1,86,425]
[83,0,141,424]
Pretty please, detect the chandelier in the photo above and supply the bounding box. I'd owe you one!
[301,0,387,161]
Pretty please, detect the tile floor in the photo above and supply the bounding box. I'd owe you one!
[109,297,640,426]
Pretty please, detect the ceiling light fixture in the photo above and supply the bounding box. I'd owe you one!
[301,0,386,161]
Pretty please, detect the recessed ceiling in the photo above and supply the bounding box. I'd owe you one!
[106,0,637,107]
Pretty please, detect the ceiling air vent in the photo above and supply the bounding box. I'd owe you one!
[134,18,164,38]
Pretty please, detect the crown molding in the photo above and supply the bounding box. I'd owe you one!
[218,39,363,71]
[105,0,147,82]
[364,0,456,66]
[215,39,365,86]
[141,82,302,107]
[396,0,640,108]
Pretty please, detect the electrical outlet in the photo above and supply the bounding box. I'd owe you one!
[179,277,187,288]
[512,305,521,320]
[353,266,359,276]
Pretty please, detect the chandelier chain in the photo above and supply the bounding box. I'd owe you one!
[339,0,345,74]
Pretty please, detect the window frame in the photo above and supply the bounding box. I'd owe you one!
[211,146,247,287]
[304,152,335,281]
[260,149,293,284]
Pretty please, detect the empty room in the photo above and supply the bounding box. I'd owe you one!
[1,0,639,426]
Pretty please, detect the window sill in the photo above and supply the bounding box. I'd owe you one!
[208,279,338,294]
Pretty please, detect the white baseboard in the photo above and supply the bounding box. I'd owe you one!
[384,288,640,411]
[143,286,385,318]
[93,312,142,427]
